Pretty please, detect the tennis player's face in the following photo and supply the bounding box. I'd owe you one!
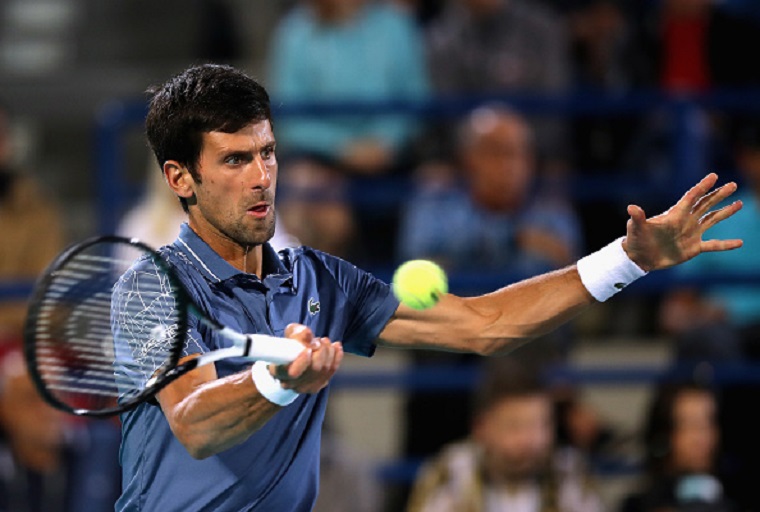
[190,120,277,249]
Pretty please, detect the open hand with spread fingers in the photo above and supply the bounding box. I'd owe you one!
[621,173,744,272]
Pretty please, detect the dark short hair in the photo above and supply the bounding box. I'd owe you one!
[471,358,546,419]
[145,64,272,209]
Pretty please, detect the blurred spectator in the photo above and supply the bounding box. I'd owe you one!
[0,101,66,510]
[619,379,736,512]
[658,121,760,362]
[626,0,760,193]
[424,0,570,169]
[552,385,618,462]
[0,353,65,512]
[426,0,568,96]
[398,105,582,277]
[267,0,429,259]
[396,104,585,479]
[633,0,760,90]
[570,0,633,93]
[0,104,65,350]
[631,0,760,92]
[625,0,717,166]
[635,0,714,94]
[658,120,760,510]
[406,358,603,512]
[393,106,612,510]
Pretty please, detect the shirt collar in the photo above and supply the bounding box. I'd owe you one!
[174,223,292,285]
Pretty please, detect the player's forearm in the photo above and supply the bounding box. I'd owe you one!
[382,238,650,353]
[160,370,281,459]
[464,265,594,355]
[379,265,594,355]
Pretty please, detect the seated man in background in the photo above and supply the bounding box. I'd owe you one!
[398,105,582,277]
[407,358,603,512]
[424,0,570,174]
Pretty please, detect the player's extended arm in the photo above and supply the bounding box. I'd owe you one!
[157,325,343,459]
[378,174,743,354]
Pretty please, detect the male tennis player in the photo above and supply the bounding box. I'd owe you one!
[115,64,742,511]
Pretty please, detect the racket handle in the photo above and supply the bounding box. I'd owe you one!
[246,334,305,365]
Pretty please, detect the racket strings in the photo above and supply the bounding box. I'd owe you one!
[30,243,183,413]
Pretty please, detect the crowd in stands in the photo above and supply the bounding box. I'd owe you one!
[3,0,760,511]
[407,358,604,512]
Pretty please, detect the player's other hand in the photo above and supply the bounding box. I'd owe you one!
[622,173,743,272]
[270,323,343,394]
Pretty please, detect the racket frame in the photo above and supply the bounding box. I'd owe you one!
[24,235,191,417]
[25,235,305,418]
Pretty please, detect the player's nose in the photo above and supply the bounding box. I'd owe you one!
[250,157,272,189]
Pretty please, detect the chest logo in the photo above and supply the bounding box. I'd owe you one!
[308,297,321,316]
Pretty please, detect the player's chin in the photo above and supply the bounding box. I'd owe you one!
[239,218,276,246]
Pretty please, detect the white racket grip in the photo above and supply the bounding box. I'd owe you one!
[246,334,305,365]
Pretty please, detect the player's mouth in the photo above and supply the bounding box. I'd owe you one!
[247,202,270,218]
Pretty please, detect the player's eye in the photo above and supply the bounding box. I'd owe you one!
[224,153,250,166]
[261,145,275,160]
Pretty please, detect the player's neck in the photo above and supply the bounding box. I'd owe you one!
[187,219,264,276]
[241,244,262,276]
[222,244,264,276]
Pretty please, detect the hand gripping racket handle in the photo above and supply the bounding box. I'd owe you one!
[245,334,305,365]
[189,330,307,372]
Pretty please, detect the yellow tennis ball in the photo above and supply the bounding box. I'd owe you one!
[392,260,448,310]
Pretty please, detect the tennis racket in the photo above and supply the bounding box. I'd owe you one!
[23,235,305,418]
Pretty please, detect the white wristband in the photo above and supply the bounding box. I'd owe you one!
[576,237,648,302]
[251,361,299,407]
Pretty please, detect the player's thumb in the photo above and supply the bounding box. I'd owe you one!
[627,204,646,218]
[285,323,320,349]
[627,204,646,230]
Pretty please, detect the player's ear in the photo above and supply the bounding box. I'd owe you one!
[163,161,194,200]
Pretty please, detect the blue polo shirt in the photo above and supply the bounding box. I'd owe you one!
[115,223,399,512]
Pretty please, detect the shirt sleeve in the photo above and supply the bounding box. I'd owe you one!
[316,252,399,357]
